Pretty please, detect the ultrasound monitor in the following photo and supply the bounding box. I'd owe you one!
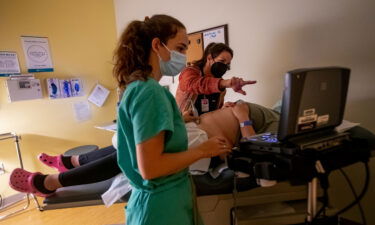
[277,67,350,141]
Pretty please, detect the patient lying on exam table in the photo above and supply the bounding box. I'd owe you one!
[9,101,280,197]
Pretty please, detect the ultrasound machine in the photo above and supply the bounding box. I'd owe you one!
[229,67,372,225]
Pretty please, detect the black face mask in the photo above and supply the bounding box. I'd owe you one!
[210,62,228,78]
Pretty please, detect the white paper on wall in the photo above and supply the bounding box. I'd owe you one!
[72,100,92,122]
[88,83,110,107]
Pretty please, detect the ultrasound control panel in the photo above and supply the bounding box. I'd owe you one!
[245,132,280,144]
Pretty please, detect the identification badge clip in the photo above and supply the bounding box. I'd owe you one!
[201,98,209,112]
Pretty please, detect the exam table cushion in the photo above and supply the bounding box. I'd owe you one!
[43,177,130,204]
[43,170,256,206]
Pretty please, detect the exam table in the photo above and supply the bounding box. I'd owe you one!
[42,168,256,210]
[40,126,374,225]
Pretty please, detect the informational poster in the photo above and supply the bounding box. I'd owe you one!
[203,26,226,49]
[0,51,21,76]
[88,83,110,107]
[21,36,54,73]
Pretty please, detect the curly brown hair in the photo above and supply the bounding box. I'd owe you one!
[113,15,185,91]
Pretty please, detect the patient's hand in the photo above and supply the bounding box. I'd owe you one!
[182,110,199,123]
[232,102,250,122]
[222,101,236,108]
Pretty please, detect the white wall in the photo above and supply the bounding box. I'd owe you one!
[114,0,375,133]
[114,0,375,223]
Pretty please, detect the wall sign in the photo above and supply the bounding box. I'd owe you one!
[0,51,21,76]
[21,36,54,73]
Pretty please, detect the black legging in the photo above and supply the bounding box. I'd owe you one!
[58,146,120,187]
[78,145,116,165]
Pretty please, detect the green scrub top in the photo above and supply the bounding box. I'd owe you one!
[117,78,197,225]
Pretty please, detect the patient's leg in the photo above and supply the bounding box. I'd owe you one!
[10,151,121,197]
[76,145,116,166]
[46,151,120,190]
[39,145,116,171]
[58,151,120,186]
[247,102,280,133]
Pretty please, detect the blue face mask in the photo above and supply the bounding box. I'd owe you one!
[159,43,186,76]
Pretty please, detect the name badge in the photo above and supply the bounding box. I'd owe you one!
[201,98,209,112]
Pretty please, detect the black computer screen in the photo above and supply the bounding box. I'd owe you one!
[278,67,350,141]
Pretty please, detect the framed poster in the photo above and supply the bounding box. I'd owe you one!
[186,24,228,65]
[202,25,227,49]
[21,36,54,73]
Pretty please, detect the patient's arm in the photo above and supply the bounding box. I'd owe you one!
[232,102,256,138]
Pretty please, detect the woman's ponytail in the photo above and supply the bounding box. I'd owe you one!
[113,15,185,91]
[113,20,153,90]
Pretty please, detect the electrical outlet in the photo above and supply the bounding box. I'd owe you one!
[0,162,5,175]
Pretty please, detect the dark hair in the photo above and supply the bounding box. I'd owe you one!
[192,42,233,71]
[113,14,185,90]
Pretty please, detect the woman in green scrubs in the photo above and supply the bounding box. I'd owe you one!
[113,15,231,225]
